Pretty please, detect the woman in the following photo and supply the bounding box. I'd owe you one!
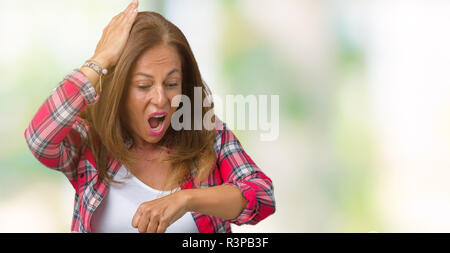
[24,0,275,233]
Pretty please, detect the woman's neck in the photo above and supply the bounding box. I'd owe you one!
[130,134,160,151]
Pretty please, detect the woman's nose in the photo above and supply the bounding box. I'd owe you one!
[150,85,167,106]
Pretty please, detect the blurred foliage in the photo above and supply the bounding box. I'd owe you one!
[219,0,306,122]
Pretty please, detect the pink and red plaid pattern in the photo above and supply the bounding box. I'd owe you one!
[24,69,275,233]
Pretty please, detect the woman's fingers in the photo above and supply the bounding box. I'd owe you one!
[115,1,138,26]
[131,210,141,228]
[156,220,169,233]
[131,194,187,233]
[124,9,138,28]
[132,206,165,233]
[125,1,139,19]
[146,218,159,233]
[109,0,137,24]
[125,0,138,13]
[137,213,150,233]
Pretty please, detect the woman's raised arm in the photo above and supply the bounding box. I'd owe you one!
[24,70,98,181]
[24,0,139,183]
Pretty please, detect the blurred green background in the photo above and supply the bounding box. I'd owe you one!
[2,0,450,232]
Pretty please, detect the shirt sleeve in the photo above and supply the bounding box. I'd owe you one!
[216,119,276,225]
[24,69,98,183]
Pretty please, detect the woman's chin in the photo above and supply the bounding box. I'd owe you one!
[144,127,168,142]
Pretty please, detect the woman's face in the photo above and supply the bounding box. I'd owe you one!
[123,43,182,146]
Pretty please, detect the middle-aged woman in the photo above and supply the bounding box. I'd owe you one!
[24,0,275,233]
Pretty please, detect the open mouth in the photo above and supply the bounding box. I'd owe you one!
[147,112,168,135]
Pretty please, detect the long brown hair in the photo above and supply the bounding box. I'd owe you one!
[80,11,216,189]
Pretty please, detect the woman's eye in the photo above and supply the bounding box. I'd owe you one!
[167,83,178,87]
[138,85,150,89]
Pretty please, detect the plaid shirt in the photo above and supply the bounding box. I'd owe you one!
[24,69,275,233]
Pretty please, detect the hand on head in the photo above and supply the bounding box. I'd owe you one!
[91,0,139,69]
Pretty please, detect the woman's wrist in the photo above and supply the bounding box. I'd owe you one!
[179,189,195,213]
[79,55,110,94]
[90,55,111,70]
[80,66,101,92]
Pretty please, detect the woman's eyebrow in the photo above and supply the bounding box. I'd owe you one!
[165,68,180,77]
[134,68,181,79]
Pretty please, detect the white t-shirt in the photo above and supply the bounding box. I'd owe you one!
[91,165,199,233]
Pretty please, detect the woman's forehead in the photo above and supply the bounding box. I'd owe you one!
[135,44,181,68]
